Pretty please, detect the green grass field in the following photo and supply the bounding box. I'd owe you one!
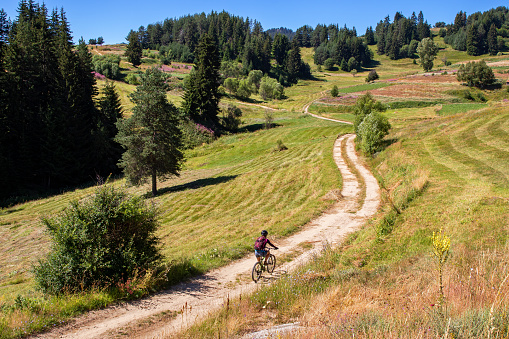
[3,36,509,338]
[0,108,351,337]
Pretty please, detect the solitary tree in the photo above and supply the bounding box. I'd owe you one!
[457,60,495,88]
[181,33,221,132]
[125,30,142,67]
[354,93,390,155]
[331,85,339,97]
[116,67,184,196]
[416,37,438,72]
[353,93,387,135]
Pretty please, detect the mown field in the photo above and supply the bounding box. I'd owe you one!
[173,42,509,338]
[177,89,509,339]
[2,33,509,338]
[0,106,351,336]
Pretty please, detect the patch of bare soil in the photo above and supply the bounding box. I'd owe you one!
[31,120,379,339]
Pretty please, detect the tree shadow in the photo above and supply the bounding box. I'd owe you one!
[238,123,281,133]
[155,175,238,196]
[380,138,399,151]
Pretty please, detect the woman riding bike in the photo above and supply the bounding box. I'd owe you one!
[254,230,278,267]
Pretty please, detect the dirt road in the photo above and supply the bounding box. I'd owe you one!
[32,126,379,339]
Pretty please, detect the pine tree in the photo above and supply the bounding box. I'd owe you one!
[116,67,184,196]
[466,24,479,56]
[286,39,303,84]
[125,29,142,66]
[181,33,221,132]
[93,81,123,176]
[365,26,375,45]
[487,24,498,55]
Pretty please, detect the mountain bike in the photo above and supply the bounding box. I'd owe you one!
[252,248,277,283]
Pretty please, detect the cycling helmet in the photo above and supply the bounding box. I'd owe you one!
[261,230,268,236]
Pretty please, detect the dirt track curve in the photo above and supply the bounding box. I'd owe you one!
[32,117,380,339]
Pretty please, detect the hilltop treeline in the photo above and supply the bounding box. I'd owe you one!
[312,25,372,69]
[443,6,509,55]
[266,27,295,41]
[133,11,270,65]
[0,1,122,200]
[134,13,373,73]
[373,11,431,60]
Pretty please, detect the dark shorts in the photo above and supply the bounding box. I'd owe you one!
[255,249,268,257]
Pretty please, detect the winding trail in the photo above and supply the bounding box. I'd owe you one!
[32,113,379,339]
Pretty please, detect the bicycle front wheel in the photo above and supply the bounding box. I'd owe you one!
[266,254,276,273]
[252,262,263,282]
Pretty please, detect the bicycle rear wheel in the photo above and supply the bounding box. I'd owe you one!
[266,254,276,273]
[252,262,263,282]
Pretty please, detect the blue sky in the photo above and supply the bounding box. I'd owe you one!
[1,1,506,44]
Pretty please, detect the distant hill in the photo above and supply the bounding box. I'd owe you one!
[265,27,296,40]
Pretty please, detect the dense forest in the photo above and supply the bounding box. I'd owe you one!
[442,7,509,55]
[0,1,122,200]
[132,12,371,77]
[373,11,431,60]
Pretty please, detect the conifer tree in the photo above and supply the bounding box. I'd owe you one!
[181,33,221,132]
[93,81,123,176]
[286,39,303,84]
[488,24,498,55]
[272,33,290,65]
[116,67,184,196]
[125,29,142,66]
[466,24,479,56]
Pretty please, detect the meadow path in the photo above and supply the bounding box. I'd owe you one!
[32,118,380,339]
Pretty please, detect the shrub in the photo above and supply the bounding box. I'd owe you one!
[264,110,274,129]
[125,73,140,85]
[353,93,387,135]
[236,78,252,98]
[324,58,335,71]
[259,76,284,100]
[33,185,161,294]
[180,120,215,148]
[275,139,288,151]
[365,70,379,83]
[331,85,339,97]
[223,77,239,95]
[221,104,243,131]
[357,112,391,155]
[92,55,121,80]
[247,70,263,92]
[457,60,496,88]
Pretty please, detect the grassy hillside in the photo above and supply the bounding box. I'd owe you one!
[178,98,509,339]
[0,108,351,337]
[2,34,509,337]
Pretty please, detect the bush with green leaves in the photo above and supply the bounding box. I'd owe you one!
[259,76,284,100]
[324,58,335,71]
[125,73,140,85]
[247,70,263,93]
[457,60,496,88]
[33,185,161,294]
[92,55,120,79]
[365,70,379,83]
[353,93,387,135]
[331,85,339,97]
[223,77,239,95]
[221,104,243,131]
[357,112,391,155]
[179,119,215,149]
[236,78,252,98]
